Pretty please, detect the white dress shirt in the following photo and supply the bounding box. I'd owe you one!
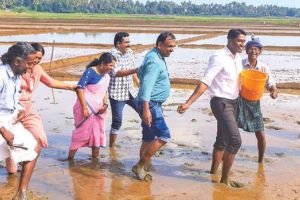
[201,46,242,100]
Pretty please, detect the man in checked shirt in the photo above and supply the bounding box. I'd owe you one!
[108,32,139,148]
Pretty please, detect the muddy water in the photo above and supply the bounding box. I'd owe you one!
[1,84,299,200]
[0,32,198,45]
[53,46,300,83]
[134,48,300,83]
[0,45,102,63]
[188,35,300,47]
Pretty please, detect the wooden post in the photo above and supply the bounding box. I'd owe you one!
[49,40,57,104]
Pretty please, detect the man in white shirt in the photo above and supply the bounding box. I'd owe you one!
[177,29,246,187]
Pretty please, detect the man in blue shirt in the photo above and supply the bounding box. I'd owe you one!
[132,32,176,181]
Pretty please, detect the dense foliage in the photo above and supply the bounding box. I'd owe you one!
[1,0,300,17]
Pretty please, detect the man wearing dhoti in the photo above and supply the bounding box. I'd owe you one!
[0,42,41,200]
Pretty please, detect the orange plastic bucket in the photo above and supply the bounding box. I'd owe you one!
[240,70,268,101]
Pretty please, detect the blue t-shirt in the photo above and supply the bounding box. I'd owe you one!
[137,48,170,103]
[77,68,102,88]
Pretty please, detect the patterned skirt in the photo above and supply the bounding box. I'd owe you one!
[237,96,264,132]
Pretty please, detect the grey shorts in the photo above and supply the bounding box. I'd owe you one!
[210,97,242,154]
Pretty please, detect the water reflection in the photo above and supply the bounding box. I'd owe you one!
[0,173,19,199]
[254,164,266,200]
[210,164,267,200]
[68,159,106,199]
[0,32,197,45]
[108,148,153,200]
[66,149,153,200]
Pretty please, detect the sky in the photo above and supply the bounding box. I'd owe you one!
[137,0,300,8]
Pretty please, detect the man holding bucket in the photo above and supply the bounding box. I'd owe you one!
[177,29,246,187]
[237,35,278,163]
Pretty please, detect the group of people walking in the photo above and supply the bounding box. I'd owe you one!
[0,29,277,199]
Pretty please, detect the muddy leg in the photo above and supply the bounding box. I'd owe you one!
[220,151,243,188]
[6,157,18,174]
[13,144,41,200]
[255,131,266,163]
[139,141,152,171]
[132,139,166,181]
[109,133,118,148]
[68,149,78,160]
[210,148,224,174]
[92,147,100,159]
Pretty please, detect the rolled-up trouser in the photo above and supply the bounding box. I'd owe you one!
[210,97,241,154]
[109,94,138,135]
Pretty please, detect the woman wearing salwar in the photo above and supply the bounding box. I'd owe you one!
[237,36,278,163]
[68,53,116,160]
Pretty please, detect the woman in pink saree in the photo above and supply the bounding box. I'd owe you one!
[68,52,116,159]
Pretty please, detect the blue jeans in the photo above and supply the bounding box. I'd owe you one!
[137,101,170,143]
[109,94,138,134]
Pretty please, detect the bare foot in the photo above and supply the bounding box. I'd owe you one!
[132,163,152,181]
[210,174,219,183]
[144,160,153,172]
[221,179,244,188]
[13,190,28,200]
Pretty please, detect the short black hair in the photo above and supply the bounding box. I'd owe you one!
[156,31,176,46]
[114,32,129,46]
[227,29,247,40]
[1,42,36,65]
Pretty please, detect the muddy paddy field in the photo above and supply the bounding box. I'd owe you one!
[0,17,300,200]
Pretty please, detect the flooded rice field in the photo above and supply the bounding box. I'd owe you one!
[0,32,199,45]
[188,35,300,47]
[60,47,300,83]
[0,45,103,62]
[0,17,300,200]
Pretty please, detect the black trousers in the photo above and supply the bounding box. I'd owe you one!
[210,97,241,154]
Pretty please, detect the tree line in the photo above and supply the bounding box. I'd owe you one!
[1,0,300,17]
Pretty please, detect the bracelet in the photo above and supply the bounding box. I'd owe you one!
[103,103,108,108]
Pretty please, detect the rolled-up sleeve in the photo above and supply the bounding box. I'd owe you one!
[264,66,276,89]
[139,60,160,102]
[201,54,223,87]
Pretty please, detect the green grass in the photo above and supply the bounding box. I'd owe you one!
[0,10,299,26]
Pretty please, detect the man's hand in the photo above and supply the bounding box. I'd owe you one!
[177,103,190,114]
[13,110,26,124]
[0,128,14,146]
[143,108,152,127]
[270,87,278,99]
